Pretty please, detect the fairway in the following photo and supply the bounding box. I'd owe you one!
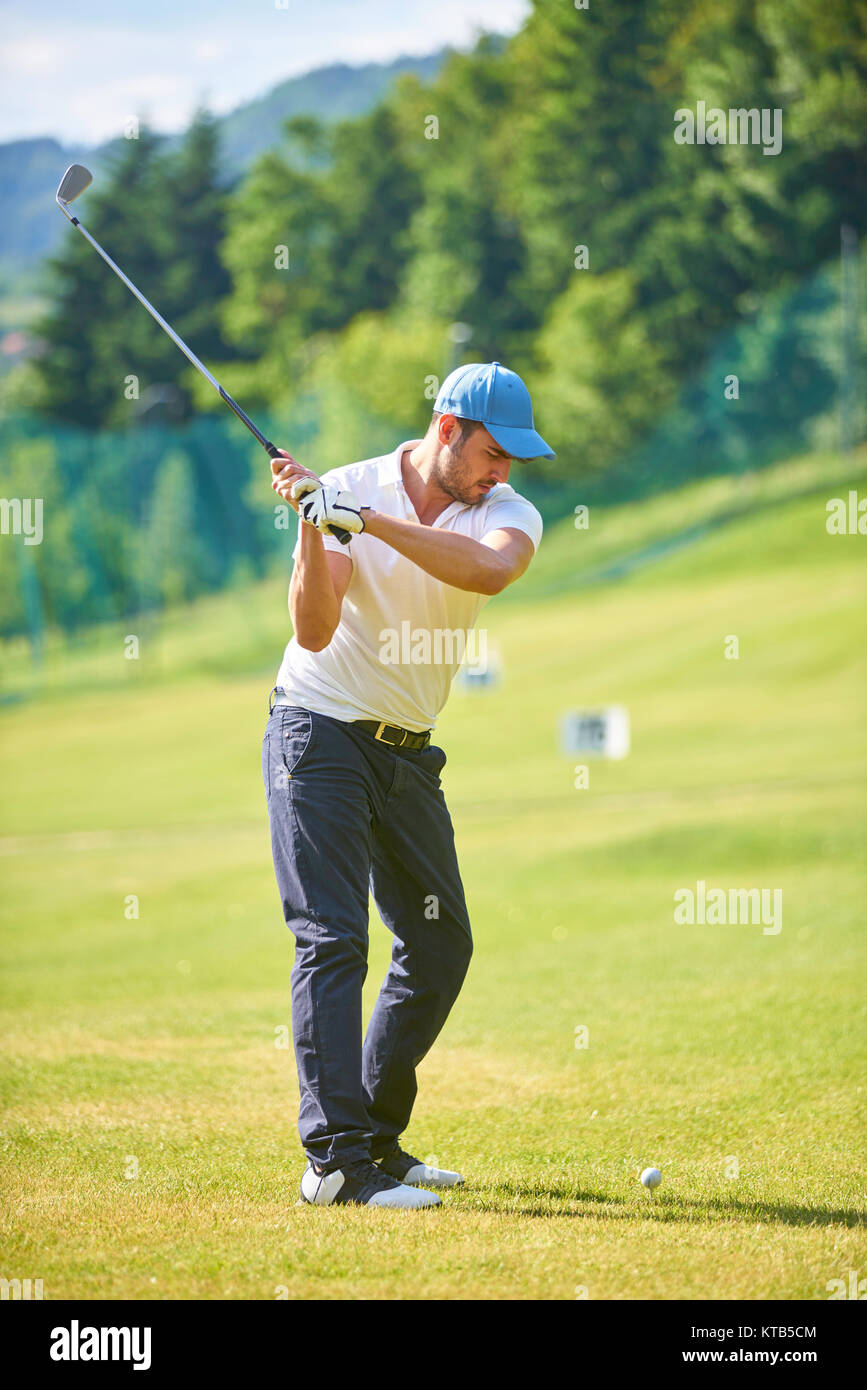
[1,452,865,1300]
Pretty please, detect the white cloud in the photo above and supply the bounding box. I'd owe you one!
[0,39,65,77]
[0,2,531,144]
[191,40,231,65]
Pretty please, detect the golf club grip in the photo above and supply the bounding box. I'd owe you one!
[265,444,352,546]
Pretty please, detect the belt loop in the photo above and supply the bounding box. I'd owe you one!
[268,686,279,714]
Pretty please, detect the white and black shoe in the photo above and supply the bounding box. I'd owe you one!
[376,1146,464,1189]
[299,1158,441,1208]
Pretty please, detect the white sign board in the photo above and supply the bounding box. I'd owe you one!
[455,640,502,691]
[560,707,630,759]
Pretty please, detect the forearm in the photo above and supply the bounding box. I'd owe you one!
[361,509,509,595]
[289,524,341,650]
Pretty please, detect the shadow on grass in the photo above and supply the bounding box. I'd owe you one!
[471,1182,866,1228]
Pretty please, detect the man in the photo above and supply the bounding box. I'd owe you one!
[263,362,553,1208]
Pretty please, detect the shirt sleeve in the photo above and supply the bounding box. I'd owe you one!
[481,491,544,552]
[291,517,353,562]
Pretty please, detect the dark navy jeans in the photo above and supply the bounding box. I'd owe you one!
[262,701,473,1171]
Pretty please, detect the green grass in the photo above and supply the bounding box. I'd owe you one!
[1,450,865,1299]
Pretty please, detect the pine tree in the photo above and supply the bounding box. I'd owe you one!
[161,111,232,368]
[136,449,203,610]
[33,129,169,427]
[33,116,234,429]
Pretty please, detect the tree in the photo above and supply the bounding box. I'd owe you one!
[160,111,233,370]
[221,100,421,411]
[530,271,670,476]
[33,128,169,427]
[32,116,234,429]
[503,0,677,309]
[136,449,204,609]
[396,40,531,359]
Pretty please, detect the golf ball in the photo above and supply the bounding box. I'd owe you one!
[640,1166,662,1190]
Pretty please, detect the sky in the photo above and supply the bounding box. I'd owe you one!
[0,0,530,145]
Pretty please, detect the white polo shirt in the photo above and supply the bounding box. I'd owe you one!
[274,440,543,731]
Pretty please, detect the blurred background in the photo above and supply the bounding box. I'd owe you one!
[1,0,865,1300]
[0,0,864,663]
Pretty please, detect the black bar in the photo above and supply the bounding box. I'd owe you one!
[9,1298,859,1374]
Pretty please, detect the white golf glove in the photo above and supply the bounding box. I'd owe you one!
[290,477,366,536]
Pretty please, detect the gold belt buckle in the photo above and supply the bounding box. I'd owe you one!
[375,722,407,746]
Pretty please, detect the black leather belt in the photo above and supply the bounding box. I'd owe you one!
[353,720,431,751]
[269,691,430,750]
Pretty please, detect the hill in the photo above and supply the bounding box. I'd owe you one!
[0,138,91,315]
[0,49,453,287]
[218,51,450,175]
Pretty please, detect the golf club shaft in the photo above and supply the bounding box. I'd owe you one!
[62,210,351,545]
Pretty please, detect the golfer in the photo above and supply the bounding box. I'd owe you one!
[263,363,553,1207]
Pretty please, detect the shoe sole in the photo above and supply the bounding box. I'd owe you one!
[383,1167,465,1189]
[298,1192,441,1209]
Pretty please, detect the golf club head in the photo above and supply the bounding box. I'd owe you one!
[56,164,92,206]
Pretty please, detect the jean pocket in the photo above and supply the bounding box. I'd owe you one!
[421,743,447,786]
[279,708,315,781]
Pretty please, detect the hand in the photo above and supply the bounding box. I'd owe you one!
[270,450,320,509]
[291,480,366,536]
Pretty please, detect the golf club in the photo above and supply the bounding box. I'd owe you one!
[54,164,351,545]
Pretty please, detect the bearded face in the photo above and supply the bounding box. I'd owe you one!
[430,423,512,506]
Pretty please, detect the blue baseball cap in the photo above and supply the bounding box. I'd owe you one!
[434,361,555,460]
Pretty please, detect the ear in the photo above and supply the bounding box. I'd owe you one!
[436,413,461,447]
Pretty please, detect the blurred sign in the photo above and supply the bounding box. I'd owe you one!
[455,640,502,691]
[560,707,630,759]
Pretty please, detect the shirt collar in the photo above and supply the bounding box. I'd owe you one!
[378,440,421,488]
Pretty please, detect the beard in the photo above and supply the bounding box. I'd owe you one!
[430,436,484,507]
